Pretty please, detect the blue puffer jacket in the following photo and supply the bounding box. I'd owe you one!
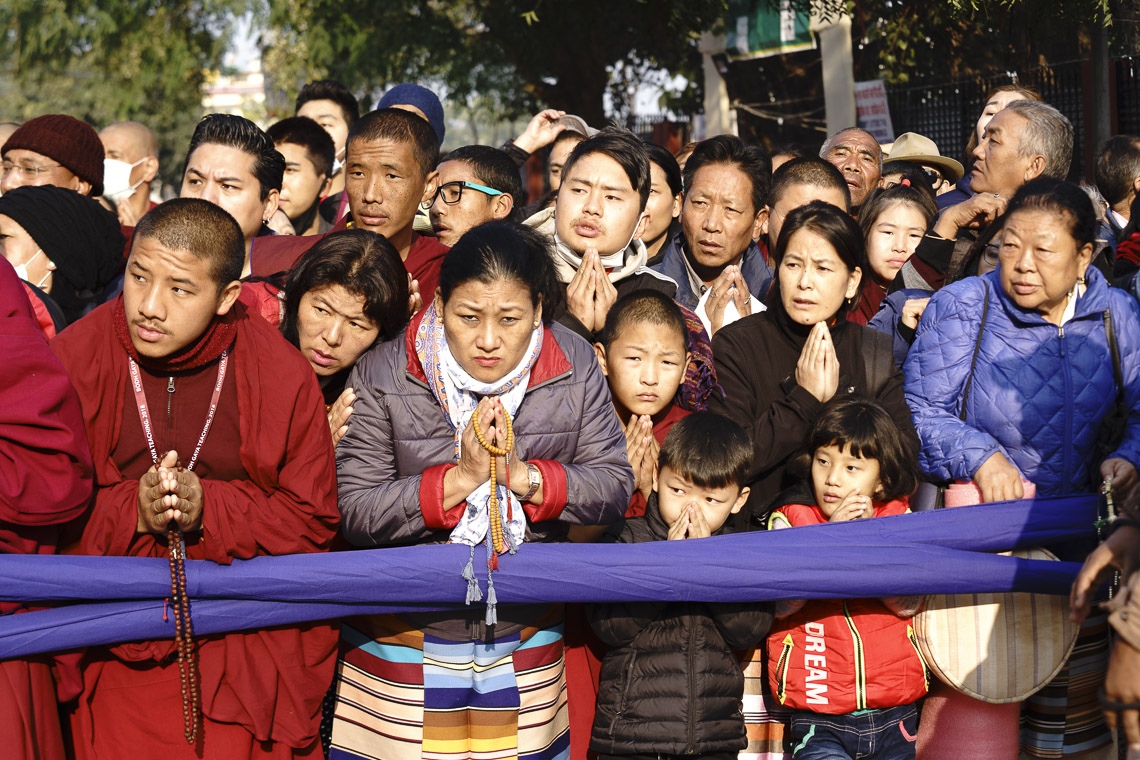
[904,268,1140,496]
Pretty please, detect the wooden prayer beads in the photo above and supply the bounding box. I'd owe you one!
[168,527,199,744]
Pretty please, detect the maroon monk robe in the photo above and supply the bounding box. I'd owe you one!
[249,214,448,296]
[0,259,94,760]
[52,298,340,759]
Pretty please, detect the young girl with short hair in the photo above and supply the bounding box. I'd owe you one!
[767,396,927,760]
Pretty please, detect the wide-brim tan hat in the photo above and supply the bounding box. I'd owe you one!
[884,132,964,183]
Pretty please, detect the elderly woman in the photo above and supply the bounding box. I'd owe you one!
[711,200,917,525]
[329,221,632,759]
[281,229,410,444]
[906,177,1140,757]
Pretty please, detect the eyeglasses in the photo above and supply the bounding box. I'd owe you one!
[1,161,62,180]
[427,180,504,207]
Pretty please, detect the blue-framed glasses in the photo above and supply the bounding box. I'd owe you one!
[429,180,504,206]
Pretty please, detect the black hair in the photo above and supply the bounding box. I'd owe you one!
[596,289,687,353]
[133,198,244,288]
[281,229,410,349]
[806,396,919,501]
[348,108,440,180]
[1096,135,1140,208]
[184,114,285,200]
[551,130,587,152]
[440,145,524,208]
[775,200,863,270]
[879,163,940,201]
[771,143,810,161]
[658,412,752,490]
[438,221,564,324]
[771,156,851,213]
[295,80,360,129]
[267,116,336,180]
[1005,176,1097,249]
[771,200,864,317]
[644,142,683,196]
[683,135,772,214]
[858,184,937,245]
[560,127,652,210]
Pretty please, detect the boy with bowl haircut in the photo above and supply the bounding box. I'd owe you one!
[588,412,772,760]
[594,289,692,516]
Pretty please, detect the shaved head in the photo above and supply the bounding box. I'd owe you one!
[100,121,159,160]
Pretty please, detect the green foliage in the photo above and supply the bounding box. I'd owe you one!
[944,0,1111,22]
[853,0,1117,86]
[0,0,250,186]
[260,0,729,126]
[0,0,1123,176]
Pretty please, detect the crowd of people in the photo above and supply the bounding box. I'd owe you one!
[3,77,1140,760]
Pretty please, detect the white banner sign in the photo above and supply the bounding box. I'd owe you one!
[854,80,895,144]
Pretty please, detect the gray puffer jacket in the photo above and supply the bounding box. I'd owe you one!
[339,314,633,544]
[336,315,633,636]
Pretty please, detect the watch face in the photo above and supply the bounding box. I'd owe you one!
[523,463,541,499]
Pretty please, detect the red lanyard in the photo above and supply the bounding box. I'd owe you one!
[127,351,228,471]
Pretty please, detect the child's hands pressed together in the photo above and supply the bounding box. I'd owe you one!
[827,491,873,522]
[624,414,657,502]
[668,500,712,540]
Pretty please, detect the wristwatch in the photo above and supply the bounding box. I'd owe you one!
[520,462,542,502]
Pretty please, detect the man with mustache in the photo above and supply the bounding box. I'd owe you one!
[51,198,339,758]
[526,127,677,340]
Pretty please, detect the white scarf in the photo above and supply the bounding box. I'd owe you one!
[415,302,543,550]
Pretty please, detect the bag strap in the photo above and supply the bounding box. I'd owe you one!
[862,330,894,399]
[959,288,990,422]
[1105,307,1125,407]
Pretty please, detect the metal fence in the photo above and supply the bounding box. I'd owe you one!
[631,57,1140,177]
[1116,56,1140,136]
[630,114,691,152]
[884,60,1089,178]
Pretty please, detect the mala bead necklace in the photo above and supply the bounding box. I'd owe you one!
[128,351,228,746]
[471,402,515,560]
[168,525,199,743]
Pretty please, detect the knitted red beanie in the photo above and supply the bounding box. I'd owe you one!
[3,115,105,196]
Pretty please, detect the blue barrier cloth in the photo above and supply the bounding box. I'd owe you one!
[0,495,1100,659]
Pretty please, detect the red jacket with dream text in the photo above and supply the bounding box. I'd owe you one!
[766,499,929,714]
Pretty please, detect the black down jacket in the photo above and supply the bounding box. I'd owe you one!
[587,497,773,757]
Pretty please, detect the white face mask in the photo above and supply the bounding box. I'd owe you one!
[332,146,346,176]
[13,249,50,289]
[103,157,146,203]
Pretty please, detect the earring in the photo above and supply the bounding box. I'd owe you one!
[532,320,540,328]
